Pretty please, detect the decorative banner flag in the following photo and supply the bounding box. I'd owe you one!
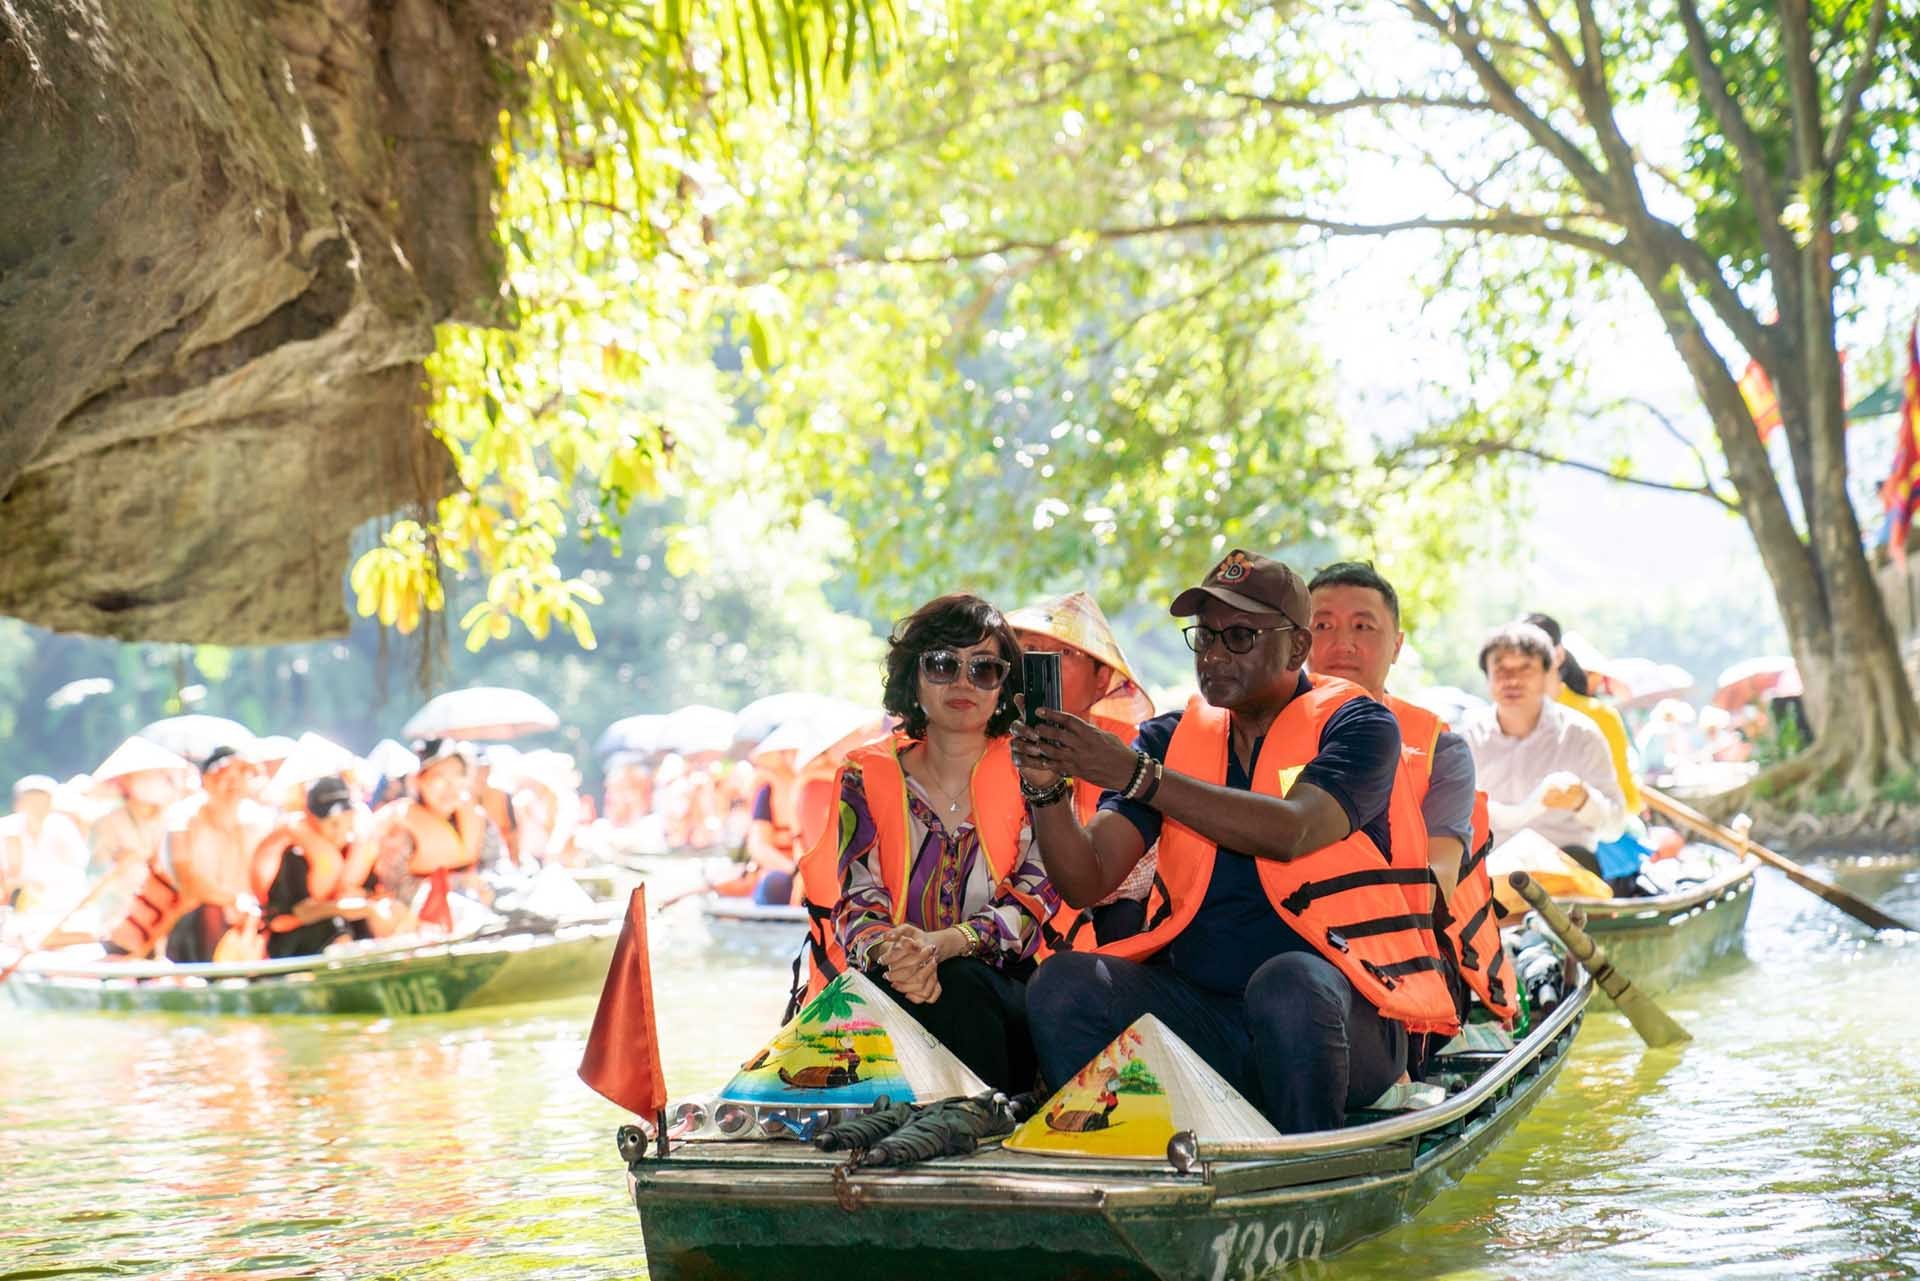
[578,887,668,1117]
[1004,1015,1280,1160]
[1882,324,1920,566]
[719,970,987,1110]
[1739,359,1784,442]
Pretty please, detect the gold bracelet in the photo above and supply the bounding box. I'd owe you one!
[955,922,981,957]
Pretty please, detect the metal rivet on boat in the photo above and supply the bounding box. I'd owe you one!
[1166,1130,1199,1174]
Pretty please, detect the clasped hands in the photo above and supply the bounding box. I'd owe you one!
[1007,700,1139,792]
[874,924,957,1004]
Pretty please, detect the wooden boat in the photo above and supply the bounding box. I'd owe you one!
[700,897,809,927]
[1556,851,1759,995]
[1,918,623,1017]
[619,947,1592,1279]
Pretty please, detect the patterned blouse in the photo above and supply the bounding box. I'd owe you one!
[833,754,1060,972]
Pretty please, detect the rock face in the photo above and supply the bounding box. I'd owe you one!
[0,0,547,642]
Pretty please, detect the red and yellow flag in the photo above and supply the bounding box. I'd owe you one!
[1881,324,1920,566]
[1739,360,1784,441]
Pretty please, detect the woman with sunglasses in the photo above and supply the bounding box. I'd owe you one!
[800,592,1060,1093]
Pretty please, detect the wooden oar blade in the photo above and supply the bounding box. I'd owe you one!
[1608,982,1692,1048]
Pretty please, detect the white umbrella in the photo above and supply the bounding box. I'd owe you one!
[659,704,739,756]
[137,714,257,762]
[595,714,671,758]
[402,687,561,741]
[252,734,300,763]
[732,692,840,747]
[94,736,195,782]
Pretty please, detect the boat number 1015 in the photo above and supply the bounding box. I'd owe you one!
[1206,1218,1326,1280]
[371,976,448,1015]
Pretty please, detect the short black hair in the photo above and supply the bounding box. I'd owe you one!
[1479,621,1555,674]
[882,593,1023,740]
[1524,612,1562,646]
[1309,560,1400,626]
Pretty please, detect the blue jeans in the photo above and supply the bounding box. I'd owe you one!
[1028,950,1407,1133]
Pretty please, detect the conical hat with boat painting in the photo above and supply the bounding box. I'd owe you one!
[1004,1015,1280,1159]
[718,970,988,1109]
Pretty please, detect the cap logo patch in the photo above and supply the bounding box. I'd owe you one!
[1215,551,1251,583]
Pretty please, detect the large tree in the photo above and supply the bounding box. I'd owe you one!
[707,0,1915,805]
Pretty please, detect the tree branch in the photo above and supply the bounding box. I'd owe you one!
[1402,437,1743,511]
[1398,0,1613,206]
[773,208,1629,274]
[1194,87,1500,116]
[1673,0,1788,239]
[1777,0,1827,190]
[1823,0,1890,171]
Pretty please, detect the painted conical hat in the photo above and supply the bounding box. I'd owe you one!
[1006,591,1155,726]
[93,736,194,782]
[1005,1015,1280,1159]
[719,970,987,1109]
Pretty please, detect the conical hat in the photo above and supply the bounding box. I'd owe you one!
[93,736,194,782]
[1006,592,1155,726]
[718,970,987,1110]
[1004,1015,1279,1159]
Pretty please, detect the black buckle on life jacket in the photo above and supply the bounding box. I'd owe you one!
[1361,955,1446,991]
[1144,871,1174,932]
[1326,929,1350,953]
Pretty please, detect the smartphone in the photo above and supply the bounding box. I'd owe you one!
[1023,651,1063,726]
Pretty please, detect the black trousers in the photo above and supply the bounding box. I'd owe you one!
[866,956,1038,1094]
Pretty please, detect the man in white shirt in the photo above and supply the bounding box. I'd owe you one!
[1460,622,1625,868]
[1,776,90,912]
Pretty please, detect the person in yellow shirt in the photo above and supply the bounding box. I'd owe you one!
[1523,613,1641,815]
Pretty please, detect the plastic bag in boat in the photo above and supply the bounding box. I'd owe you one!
[1004,1014,1279,1159]
[717,970,987,1112]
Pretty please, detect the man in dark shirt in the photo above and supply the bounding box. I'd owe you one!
[1012,550,1409,1132]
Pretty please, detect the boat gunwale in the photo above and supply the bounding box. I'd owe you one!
[1557,854,1759,923]
[5,918,624,985]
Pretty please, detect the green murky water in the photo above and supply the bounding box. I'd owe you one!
[3,860,1916,1280]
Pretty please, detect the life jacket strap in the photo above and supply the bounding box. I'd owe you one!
[1323,913,1435,953]
[1360,955,1447,990]
[1457,833,1495,881]
[1281,867,1433,915]
[1454,898,1496,971]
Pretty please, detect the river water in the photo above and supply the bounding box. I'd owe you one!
[3,858,1915,1281]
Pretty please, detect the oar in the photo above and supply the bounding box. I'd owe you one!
[1643,784,1916,934]
[0,871,121,985]
[1508,870,1691,1048]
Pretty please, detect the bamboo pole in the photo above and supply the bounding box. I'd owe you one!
[1508,870,1691,1049]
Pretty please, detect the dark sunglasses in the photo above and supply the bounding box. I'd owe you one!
[920,649,1013,690]
[1182,623,1294,655]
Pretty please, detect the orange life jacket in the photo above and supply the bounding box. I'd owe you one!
[792,736,1078,1009]
[1384,695,1518,1026]
[380,799,486,931]
[1101,687,1458,1033]
[103,840,190,960]
[250,816,356,935]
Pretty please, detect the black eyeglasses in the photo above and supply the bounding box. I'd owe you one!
[920,649,1013,690]
[1182,623,1294,655]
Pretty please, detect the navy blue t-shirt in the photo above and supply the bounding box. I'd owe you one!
[1098,674,1402,994]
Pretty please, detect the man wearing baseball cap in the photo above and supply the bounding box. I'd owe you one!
[1013,549,1457,1133]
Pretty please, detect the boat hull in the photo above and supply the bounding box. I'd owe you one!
[1560,856,1758,996]
[626,974,1590,1280]
[1,922,621,1017]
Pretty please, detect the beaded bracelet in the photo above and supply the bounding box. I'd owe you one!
[1135,758,1165,805]
[1120,751,1149,800]
[1021,777,1072,808]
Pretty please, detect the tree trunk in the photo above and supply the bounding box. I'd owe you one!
[0,0,548,644]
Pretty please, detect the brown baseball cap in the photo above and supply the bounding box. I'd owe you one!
[1169,549,1310,628]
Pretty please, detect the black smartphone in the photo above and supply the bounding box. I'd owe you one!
[1023,651,1062,726]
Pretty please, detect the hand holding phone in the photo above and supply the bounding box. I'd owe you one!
[1022,651,1063,726]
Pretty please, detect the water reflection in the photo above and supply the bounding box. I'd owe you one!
[2,864,1914,1280]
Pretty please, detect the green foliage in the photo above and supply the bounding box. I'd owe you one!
[1752,707,1807,770]
[1113,1057,1163,1096]
[799,978,864,1024]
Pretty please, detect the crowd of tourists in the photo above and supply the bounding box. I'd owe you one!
[0,734,592,964]
[743,549,1693,1137]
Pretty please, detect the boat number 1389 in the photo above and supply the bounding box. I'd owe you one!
[1206,1217,1326,1281]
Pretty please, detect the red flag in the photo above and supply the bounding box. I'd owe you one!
[578,887,668,1116]
[1740,359,1784,441]
[1887,324,1920,566]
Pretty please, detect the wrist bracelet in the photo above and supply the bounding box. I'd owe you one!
[1120,751,1148,800]
[1135,758,1164,805]
[1022,776,1071,807]
[955,922,982,957]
